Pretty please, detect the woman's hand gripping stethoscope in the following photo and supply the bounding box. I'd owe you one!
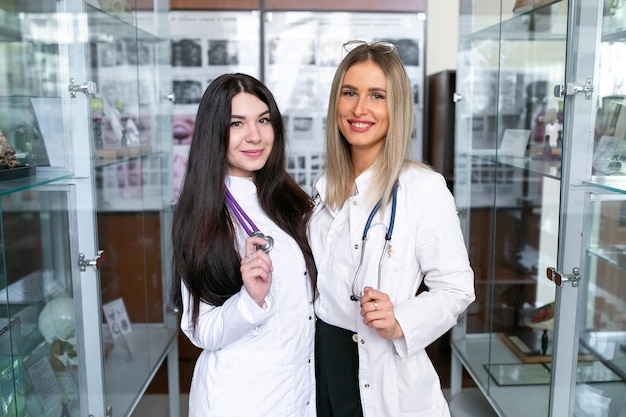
[240,236,273,308]
[359,286,404,340]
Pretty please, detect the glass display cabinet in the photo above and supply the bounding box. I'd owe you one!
[451,0,626,416]
[0,1,178,417]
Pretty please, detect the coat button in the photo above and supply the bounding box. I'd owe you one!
[352,333,358,343]
[364,384,370,388]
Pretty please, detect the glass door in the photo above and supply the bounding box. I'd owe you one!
[453,1,569,414]
[77,1,176,416]
[1,1,87,417]
[453,0,626,415]
[573,0,626,415]
[1,1,175,416]
[451,0,626,415]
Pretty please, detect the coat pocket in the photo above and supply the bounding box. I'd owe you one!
[396,350,445,412]
[207,348,296,416]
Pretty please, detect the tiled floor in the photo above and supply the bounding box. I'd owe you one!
[132,394,189,417]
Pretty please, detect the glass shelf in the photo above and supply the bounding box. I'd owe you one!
[467,0,567,41]
[602,28,626,43]
[579,332,626,380]
[16,5,162,46]
[584,176,626,194]
[588,246,626,271]
[94,150,164,169]
[102,324,177,417]
[0,270,67,306]
[495,155,561,180]
[463,153,562,180]
[87,4,163,44]
[452,333,626,417]
[0,168,72,196]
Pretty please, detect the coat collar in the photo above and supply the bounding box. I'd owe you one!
[313,168,375,215]
[226,175,257,201]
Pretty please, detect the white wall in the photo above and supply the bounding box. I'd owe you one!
[425,0,459,76]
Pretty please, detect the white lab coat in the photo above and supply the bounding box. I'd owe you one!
[181,176,316,417]
[309,165,475,417]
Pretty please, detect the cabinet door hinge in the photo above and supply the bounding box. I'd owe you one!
[546,266,580,287]
[78,250,105,271]
[68,78,97,98]
[553,79,594,99]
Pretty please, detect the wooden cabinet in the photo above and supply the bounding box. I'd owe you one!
[425,70,456,191]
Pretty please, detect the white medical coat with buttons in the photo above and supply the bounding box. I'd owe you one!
[309,165,475,417]
[181,176,316,417]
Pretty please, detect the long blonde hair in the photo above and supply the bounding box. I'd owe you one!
[324,42,416,210]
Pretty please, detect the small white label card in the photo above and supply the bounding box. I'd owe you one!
[592,135,619,172]
[26,356,62,411]
[102,298,132,340]
[499,129,531,157]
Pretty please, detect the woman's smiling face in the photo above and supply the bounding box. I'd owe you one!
[226,92,275,177]
[336,61,389,160]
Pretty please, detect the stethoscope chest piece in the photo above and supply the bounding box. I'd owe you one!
[225,187,274,254]
[252,230,274,253]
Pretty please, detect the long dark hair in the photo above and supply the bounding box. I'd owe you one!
[170,73,317,331]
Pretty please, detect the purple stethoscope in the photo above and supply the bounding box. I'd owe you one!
[225,188,274,253]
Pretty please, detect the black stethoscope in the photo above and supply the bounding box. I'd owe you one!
[350,181,398,301]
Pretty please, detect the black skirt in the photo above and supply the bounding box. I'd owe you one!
[315,319,364,417]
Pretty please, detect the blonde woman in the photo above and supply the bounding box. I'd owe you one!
[309,41,475,417]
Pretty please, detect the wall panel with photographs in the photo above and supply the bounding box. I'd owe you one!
[264,11,425,190]
[169,11,261,199]
[168,10,425,197]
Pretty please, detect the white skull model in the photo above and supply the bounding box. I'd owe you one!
[38,296,78,367]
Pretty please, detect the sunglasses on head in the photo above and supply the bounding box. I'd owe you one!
[342,40,399,55]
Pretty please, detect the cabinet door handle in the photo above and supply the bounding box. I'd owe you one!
[553,79,594,99]
[546,266,580,287]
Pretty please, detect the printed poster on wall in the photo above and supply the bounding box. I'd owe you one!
[169,11,261,200]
